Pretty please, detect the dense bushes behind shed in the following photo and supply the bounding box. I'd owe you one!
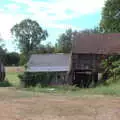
[18,72,56,87]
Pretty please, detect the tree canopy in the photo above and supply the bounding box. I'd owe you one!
[5,52,20,66]
[29,42,55,54]
[55,29,73,53]
[11,19,48,56]
[0,36,6,63]
[100,0,120,32]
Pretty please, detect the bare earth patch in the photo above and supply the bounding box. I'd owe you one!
[0,88,120,120]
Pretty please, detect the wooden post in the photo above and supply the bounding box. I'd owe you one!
[56,72,57,85]
[46,72,49,86]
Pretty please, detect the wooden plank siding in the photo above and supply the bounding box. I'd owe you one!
[72,54,107,72]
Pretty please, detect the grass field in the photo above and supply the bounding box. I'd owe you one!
[5,66,24,86]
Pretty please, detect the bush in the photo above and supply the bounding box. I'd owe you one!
[18,72,55,87]
[0,81,12,87]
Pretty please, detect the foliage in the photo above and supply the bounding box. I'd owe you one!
[5,70,120,96]
[44,42,55,53]
[19,53,27,65]
[25,78,120,96]
[55,29,73,53]
[0,80,12,87]
[79,27,102,34]
[5,52,20,66]
[11,19,48,57]
[29,42,55,54]
[100,0,120,32]
[18,72,55,87]
[100,55,120,84]
[0,36,7,63]
[99,0,120,84]
[0,47,6,63]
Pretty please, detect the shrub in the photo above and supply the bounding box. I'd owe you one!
[0,81,12,87]
[18,72,55,87]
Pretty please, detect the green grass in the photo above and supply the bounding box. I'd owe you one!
[25,79,120,97]
[6,72,21,87]
[5,72,120,97]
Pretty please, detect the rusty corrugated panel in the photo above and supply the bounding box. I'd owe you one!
[72,33,120,54]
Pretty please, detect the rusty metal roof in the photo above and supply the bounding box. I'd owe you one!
[72,33,120,54]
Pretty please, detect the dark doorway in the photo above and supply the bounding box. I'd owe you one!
[72,71,92,88]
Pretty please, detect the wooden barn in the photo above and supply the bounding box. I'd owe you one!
[26,33,120,87]
[68,33,120,87]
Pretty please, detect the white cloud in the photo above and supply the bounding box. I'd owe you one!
[11,0,105,21]
[0,0,105,41]
[43,22,80,30]
[5,3,20,11]
[0,13,26,40]
[0,12,79,41]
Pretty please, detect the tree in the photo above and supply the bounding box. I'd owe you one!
[55,29,73,53]
[72,27,101,43]
[0,47,6,64]
[19,53,27,66]
[99,0,120,83]
[0,36,7,63]
[44,42,55,53]
[100,0,120,32]
[5,52,20,66]
[11,19,48,57]
[80,27,101,34]
[55,28,101,53]
[29,42,55,54]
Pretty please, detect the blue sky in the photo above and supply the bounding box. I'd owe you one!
[0,0,105,52]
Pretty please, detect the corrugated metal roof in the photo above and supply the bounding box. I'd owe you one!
[72,33,120,54]
[27,54,70,72]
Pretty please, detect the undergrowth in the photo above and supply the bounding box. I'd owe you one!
[24,76,120,96]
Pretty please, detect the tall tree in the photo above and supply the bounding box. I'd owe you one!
[100,0,120,32]
[99,0,120,82]
[11,19,48,57]
[55,29,73,53]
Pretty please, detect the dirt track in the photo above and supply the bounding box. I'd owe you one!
[0,88,120,120]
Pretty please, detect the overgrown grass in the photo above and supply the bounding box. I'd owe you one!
[25,78,120,96]
[6,72,21,87]
[5,72,120,97]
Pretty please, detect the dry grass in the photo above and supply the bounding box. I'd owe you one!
[0,87,119,120]
[5,66,25,73]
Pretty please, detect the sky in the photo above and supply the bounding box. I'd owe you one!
[0,0,106,52]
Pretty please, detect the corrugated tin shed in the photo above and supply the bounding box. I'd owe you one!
[27,54,70,72]
[72,33,120,54]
